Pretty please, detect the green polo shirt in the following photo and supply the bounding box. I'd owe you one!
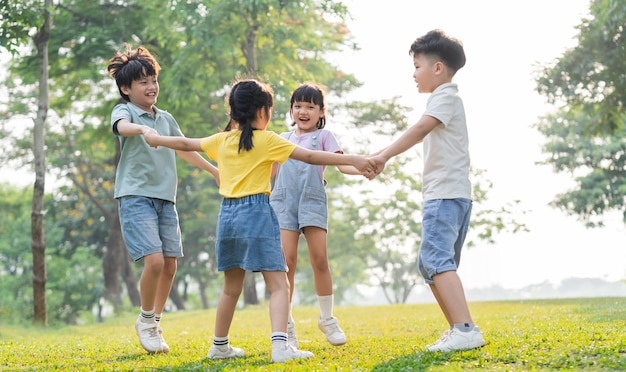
[111,102,183,202]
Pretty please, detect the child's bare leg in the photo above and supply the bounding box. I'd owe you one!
[154,256,177,314]
[429,283,452,327]
[280,229,300,302]
[431,271,472,324]
[214,268,246,337]
[303,227,332,296]
[262,270,290,332]
[140,252,164,311]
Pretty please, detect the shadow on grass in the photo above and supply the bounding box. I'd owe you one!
[112,355,280,372]
[371,351,458,371]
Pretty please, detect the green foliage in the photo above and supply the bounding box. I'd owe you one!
[0,0,47,55]
[0,183,104,326]
[535,0,626,225]
[1,298,625,370]
[537,107,626,226]
[0,184,37,324]
[45,245,103,325]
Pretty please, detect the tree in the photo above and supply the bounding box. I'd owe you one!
[534,0,626,226]
[0,0,53,326]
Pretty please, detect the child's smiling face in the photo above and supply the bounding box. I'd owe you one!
[122,74,159,112]
[291,101,324,133]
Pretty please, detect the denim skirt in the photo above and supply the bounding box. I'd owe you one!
[216,194,286,272]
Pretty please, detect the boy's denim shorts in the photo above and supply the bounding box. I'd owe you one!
[418,198,472,284]
[118,196,183,261]
[216,194,286,272]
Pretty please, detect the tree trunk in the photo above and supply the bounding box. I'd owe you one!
[168,280,185,311]
[31,0,52,327]
[243,271,259,305]
[103,207,123,312]
[198,277,209,309]
[121,249,141,307]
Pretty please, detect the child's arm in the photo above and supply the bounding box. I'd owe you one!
[290,147,374,175]
[115,118,156,136]
[145,132,220,184]
[336,164,362,175]
[144,131,203,151]
[370,115,438,174]
[176,150,220,185]
[271,162,280,178]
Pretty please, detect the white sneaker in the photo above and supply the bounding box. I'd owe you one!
[427,329,451,349]
[427,326,486,352]
[318,316,347,345]
[157,325,170,353]
[271,344,314,363]
[208,344,245,359]
[135,316,166,353]
[287,321,298,348]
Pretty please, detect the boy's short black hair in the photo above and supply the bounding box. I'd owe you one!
[107,44,161,101]
[410,29,466,74]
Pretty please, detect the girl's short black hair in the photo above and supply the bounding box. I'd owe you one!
[289,82,327,129]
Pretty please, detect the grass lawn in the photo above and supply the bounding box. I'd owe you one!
[2,297,625,371]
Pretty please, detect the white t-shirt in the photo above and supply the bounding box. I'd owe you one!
[421,83,471,200]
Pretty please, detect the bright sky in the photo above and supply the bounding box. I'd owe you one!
[336,0,626,290]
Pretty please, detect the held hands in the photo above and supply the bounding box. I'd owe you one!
[367,155,387,179]
[353,156,378,180]
[356,154,387,180]
[143,128,160,148]
[351,153,390,180]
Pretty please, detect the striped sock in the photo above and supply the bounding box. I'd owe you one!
[213,335,229,346]
[271,332,287,347]
[140,308,155,323]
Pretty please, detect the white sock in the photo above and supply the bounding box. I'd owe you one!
[213,335,229,346]
[271,332,287,348]
[318,294,333,320]
[140,307,155,323]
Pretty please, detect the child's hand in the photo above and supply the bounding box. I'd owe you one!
[143,128,160,148]
[354,156,377,180]
[366,154,387,180]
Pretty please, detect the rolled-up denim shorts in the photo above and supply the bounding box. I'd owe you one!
[216,194,286,272]
[418,198,472,284]
[118,196,183,261]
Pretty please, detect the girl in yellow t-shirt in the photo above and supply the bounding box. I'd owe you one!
[144,78,374,363]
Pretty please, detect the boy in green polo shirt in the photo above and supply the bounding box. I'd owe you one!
[107,44,219,354]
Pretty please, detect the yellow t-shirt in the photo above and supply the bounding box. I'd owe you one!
[200,130,297,198]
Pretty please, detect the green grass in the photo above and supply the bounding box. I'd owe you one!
[2,298,625,371]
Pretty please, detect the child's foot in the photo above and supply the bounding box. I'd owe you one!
[287,320,298,348]
[426,329,451,349]
[426,327,485,352]
[271,345,314,363]
[135,316,167,353]
[157,325,170,353]
[207,344,245,359]
[318,316,347,345]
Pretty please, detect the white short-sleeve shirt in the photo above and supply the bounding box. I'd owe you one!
[421,83,471,200]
